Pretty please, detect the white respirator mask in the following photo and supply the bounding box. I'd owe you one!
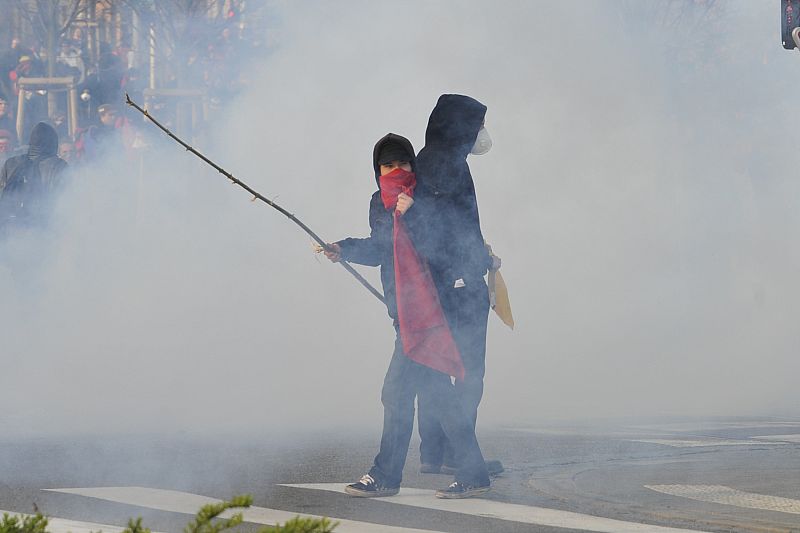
[470,126,492,155]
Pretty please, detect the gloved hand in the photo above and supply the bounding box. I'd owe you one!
[485,243,502,271]
[490,254,502,271]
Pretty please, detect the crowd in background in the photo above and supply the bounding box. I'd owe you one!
[0,19,257,167]
[0,15,262,234]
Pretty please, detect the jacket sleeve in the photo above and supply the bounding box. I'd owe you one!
[336,193,391,267]
[457,191,493,277]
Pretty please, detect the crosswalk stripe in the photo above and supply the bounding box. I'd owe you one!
[627,438,782,448]
[645,485,800,514]
[752,434,800,443]
[0,509,145,533]
[280,483,710,533]
[628,421,800,432]
[45,487,444,533]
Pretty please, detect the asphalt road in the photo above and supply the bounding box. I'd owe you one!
[1,417,799,532]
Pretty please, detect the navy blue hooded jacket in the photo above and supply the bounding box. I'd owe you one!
[0,122,67,227]
[413,94,492,287]
[336,133,417,320]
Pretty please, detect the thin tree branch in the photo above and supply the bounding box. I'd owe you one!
[60,0,89,37]
[125,94,386,304]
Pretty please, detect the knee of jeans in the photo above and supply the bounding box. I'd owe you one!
[381,384,414,409]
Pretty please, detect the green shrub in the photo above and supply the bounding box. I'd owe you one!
[0,513,48,533]
[1,495,336,533]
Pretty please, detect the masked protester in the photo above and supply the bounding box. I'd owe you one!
[412,94,503,477]
[321,133,491,499]
[0,122,67,232]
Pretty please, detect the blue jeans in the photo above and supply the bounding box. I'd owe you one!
[417,276,489,468]
[368,331,489,488]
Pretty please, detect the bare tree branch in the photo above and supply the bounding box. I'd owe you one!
[125,93,387,305]
[60,0,89,37]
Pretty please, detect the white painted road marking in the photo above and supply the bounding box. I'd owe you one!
[752,434,800,443]
[281,483,711,533]
[628,438,781,448]
[645,485,800,515]
[46,487,444,533]
[0,509,149,533]
[629,421,800,432]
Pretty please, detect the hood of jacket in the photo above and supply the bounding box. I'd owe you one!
[416,95,487,196]
[423,94,486,156]
[27,122,59,160]
[372,132,417,185]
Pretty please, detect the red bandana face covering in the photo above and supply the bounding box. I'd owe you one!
[379,167,416,211]
[379,168,464,379]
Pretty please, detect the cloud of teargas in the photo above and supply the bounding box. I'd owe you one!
[1,1,798,442]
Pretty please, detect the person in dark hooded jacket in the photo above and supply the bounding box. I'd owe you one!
[323,133,491,499]
[411,94,502,476]
[0,121,68,232]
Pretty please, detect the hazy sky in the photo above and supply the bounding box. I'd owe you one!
[1,1,798,439]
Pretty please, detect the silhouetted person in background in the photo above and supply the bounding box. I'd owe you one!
[78,49,124,113]
[76,103,124,161]
[0,122,67,233]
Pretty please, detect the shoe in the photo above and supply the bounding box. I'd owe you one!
[435,481,490,499]
[440,460,503,476]
[486,459,504,476]
[420,463,442,474]
[344,474,400,498]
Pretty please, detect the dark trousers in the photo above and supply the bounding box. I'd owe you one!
[368,331,489,488]
[417,276,489,468]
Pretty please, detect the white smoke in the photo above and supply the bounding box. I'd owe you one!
[1,1,799,441]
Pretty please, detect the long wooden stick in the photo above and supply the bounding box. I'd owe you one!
[125,94,385,304]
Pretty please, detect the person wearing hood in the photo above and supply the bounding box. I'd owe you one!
[0,122,68,231]
[321,133,491,499]
[412,94,502,476]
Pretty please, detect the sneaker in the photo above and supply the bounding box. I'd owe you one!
[440,460,504,476]
[420,463,442,474]
[435,481,490,499]
[486,459,505,476]
[344,474,400,498]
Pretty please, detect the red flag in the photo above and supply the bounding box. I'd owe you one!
[379,169,464,379]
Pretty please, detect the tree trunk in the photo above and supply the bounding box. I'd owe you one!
[46,2,58,117]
